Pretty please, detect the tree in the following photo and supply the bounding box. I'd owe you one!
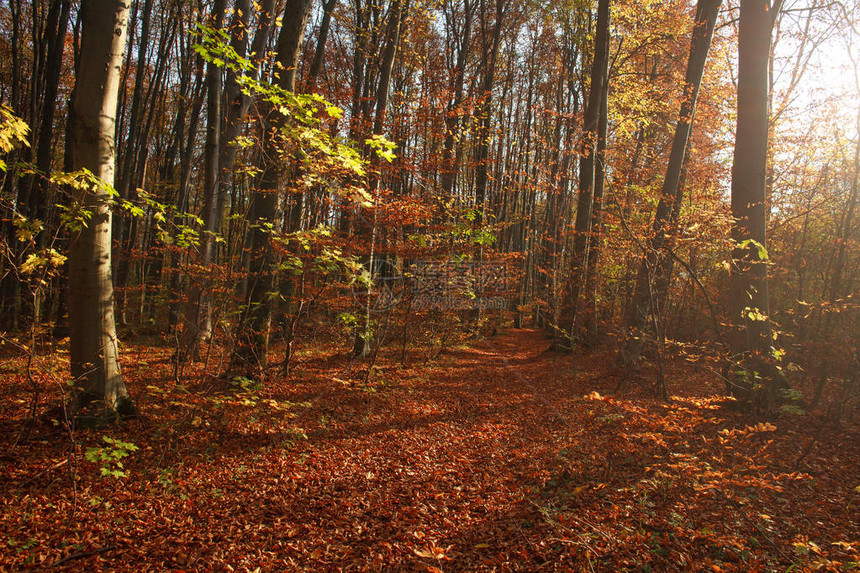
[66,0,134,417]
[569,0,610,342]
[727,0,788,409]
[472,0,505,227]
[730,0,782,355]
[233,0,314,375]
[622,0,723,364]
[180,0,226,360]
[352,0,407,358]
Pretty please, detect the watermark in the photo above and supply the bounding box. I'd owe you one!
[353,259,510,313]
[412,260,508,311]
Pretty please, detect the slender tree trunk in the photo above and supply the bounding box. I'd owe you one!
[30,0,71,227]
[307,0,337,89]
[582,70,609,337]
[232,0,313,377]
[168,53,205,331]
[569,0,609,342]
[114,0,154,254]
[439,0,472,197]
[472,0,504,227]
[217,0,278,226]
[622,0,722,363]
[352,0,407,358]
[67,0,134,417]
[181,0,226,360]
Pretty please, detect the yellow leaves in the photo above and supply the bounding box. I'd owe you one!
[745,308,769,322]
[412,542,452,560]
[228,134,256,149]
[571,484,590,496]
[366,134,397,163]
[13,214,44,243]
[793,539,822,555]
[20,249,66,277]
[0,104,30,164]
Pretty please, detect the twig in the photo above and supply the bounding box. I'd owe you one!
[17,458,69,488]
[44,545,116,569]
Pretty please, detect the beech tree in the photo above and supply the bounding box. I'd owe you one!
[622,0,723,364]
[66,0,134,417]
[180,0,226,360]
[569,0,610,342]
[730,0,782,354]
[234,0,314,374]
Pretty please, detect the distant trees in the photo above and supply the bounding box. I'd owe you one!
[0,0,856,414]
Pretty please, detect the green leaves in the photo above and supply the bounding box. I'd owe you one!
[85,437,139,479]
[738,238,769,261]
[193,25,375,205]
[366,134,397,163]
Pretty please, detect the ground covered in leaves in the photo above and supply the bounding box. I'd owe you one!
[1,329,859,571]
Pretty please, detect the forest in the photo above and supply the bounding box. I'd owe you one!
[0,0,858,569]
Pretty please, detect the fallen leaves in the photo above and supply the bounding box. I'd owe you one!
[0,330,858,571]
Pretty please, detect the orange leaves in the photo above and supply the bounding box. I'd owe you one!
[411,541,453,560]
[2,330,859,570]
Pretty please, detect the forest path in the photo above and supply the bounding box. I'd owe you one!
[273,328,586,569]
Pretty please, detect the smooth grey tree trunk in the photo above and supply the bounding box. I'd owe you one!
[67,0,134,417]
[730,0,780,354]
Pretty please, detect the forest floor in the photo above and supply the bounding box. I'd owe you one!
[1,328,859,572]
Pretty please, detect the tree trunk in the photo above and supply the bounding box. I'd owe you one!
[352,0,407,358]
[582,69,609,338]
[232,0,314,377]
[439,0,472,198]
[622,0,722,363]
[569,0,610,342]
[180,0,226,360]
[307,0,337,89]
[67,0,134,418]
[472,0,504,227]
[730,0,777,355]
